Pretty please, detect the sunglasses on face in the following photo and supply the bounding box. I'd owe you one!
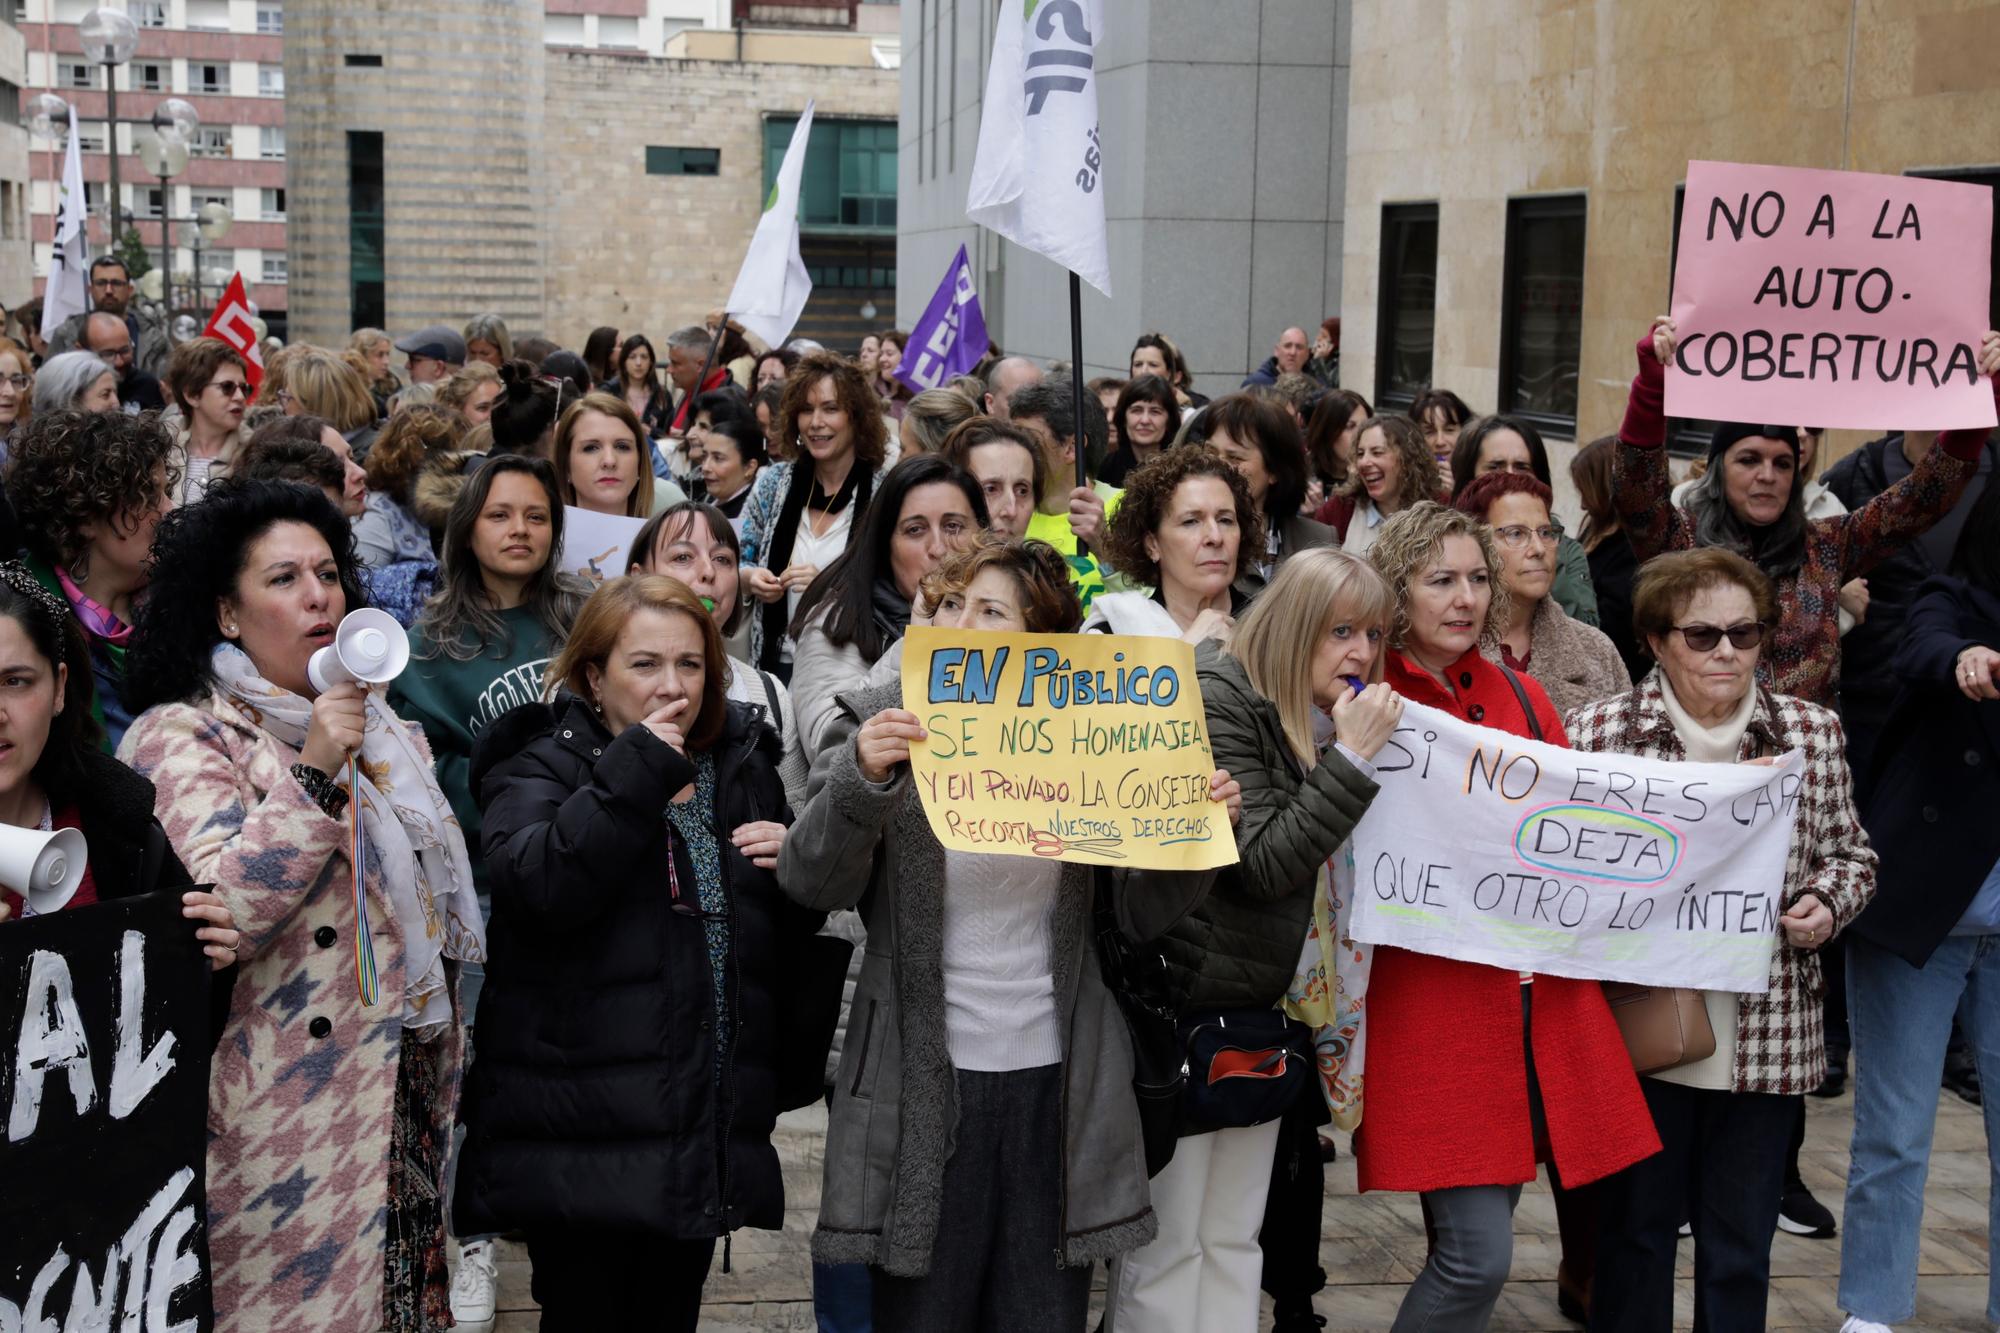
[1672,621,1766,652]
[207,380,251,398]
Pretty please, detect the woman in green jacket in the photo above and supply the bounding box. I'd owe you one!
[1109,546,1404,1333]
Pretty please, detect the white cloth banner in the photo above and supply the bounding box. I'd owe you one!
[43,105,90,339]
[725,101,815,349]
[966,0,1110,297]
[1349,701,1804,993]
[557,507,648,586]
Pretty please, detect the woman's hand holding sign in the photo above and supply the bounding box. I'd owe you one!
[1781,893,1834,951]
[1648,315,1679,368]
[857,708,928,784]
[1332,682,1404,762]
[1210,769,1243,827]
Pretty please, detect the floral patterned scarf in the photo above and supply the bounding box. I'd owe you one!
[211,642,486,1037]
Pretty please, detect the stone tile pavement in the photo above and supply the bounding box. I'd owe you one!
[481,1086,1995,1331]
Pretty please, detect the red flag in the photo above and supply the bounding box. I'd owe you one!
[202,272,265,396]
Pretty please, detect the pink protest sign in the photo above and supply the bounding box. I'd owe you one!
[1668,160,1995,431]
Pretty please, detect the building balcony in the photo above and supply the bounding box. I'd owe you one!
[732,0,857,29]
[29,88,285,128]
[38,24,283,62]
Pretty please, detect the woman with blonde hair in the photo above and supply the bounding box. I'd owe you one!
[554,391,665,519]
[348,327,399,399]
[1109,546,1399,1333]
[285,346,383,461]
[434,361,502,430]
[897,385,979,458]
[1363,501,1658,1331]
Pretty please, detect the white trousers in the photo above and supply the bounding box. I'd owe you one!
[1106,1120,1282,1333]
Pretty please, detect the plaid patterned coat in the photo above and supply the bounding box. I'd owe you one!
[1565,672,1878,1094]
[120,694,462,1332]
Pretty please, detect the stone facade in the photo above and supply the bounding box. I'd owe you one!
[1341,0,2000,459]
[898,0,1354,397]
[541,48,897,348]
[286,3,896,351]
[285,0,547,348]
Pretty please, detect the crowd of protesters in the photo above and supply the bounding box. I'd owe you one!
[1,259,1997,1333]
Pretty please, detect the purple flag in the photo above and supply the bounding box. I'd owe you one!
[894,245,991,394]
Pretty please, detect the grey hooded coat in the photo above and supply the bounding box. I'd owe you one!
[778,679,1215,1276]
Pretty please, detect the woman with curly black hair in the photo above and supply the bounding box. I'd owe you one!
[6,409,178,747]
[119,478,484,1331]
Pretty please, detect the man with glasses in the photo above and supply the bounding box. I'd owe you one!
[47,257,172,376]
[83,310,165,414]
[394,324,465,385]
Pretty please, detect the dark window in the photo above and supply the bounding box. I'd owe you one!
[1375,203,1439,410]
[347,131,385,332]
[1667,185,1718,456]
[763,116,897,234]
[0,81,17,129]
[344,53,383,67]
[1907,168,2000,329]
[1499,194,1587,438]
[645,146,720,176]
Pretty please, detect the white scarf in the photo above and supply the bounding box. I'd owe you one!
[211,643,485,1037]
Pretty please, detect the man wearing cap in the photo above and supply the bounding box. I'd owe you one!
[397,324,465,385]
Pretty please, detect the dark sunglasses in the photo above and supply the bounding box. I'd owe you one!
[1673,621,1766,652]
[207,380,251,398]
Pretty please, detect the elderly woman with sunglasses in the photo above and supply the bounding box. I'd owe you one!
[1567,547,1876,1332]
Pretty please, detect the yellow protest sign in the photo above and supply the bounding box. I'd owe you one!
[900,626,1240,870]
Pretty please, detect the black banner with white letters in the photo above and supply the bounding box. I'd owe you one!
[0,889,214,1329]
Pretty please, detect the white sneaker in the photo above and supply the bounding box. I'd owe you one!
[1840,1317,1894,1333]
[450,1239,498,1328]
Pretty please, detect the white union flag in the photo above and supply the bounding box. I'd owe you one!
[967,0,1110,297]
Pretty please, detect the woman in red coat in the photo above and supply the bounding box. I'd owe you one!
[1362,502,1659,1330]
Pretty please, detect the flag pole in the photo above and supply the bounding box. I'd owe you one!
[685,312,730,430]
[1068,271,1086,493]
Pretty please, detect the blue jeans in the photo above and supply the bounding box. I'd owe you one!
[1840,932,2000,1324]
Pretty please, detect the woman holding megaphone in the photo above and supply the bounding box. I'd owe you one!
[120,479,487,1333]
[0,562,239,979]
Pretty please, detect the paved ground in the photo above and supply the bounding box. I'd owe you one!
[478,1085,1996,1331]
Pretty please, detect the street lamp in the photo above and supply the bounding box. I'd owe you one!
[77,7,139,243]
[179,202,232,310]
[134,123,190,312]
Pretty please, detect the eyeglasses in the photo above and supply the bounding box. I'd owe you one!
[1493,524,1561,549]
[206,380,251,399]
[275,389,297,408]
[90,277,130,290]
[0,373,30,391]
[1672,621,1766,652]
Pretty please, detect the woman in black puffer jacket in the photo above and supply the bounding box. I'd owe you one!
[453,574,825,1332]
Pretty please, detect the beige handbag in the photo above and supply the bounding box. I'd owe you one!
[1601,983,1717,1074]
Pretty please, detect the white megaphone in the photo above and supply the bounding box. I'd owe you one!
[0,823,88,915]
[308,608,411,693]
